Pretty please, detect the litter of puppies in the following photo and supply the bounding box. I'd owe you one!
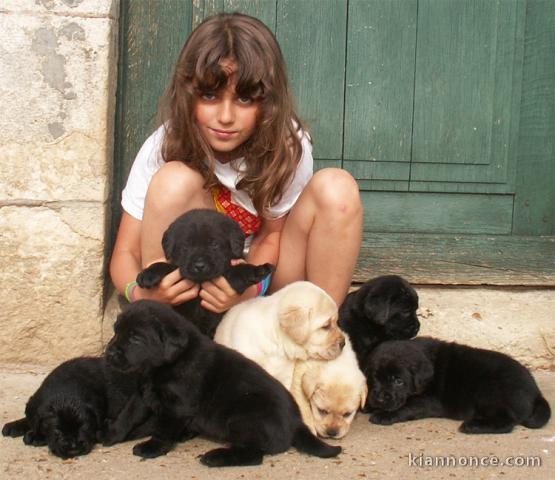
[3,209,551,465]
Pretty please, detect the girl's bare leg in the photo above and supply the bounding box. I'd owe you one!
[271,168,363,305]
[141,162,214,267]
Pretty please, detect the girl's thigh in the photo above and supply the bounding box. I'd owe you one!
[271,168,362,304]
[141,162,214,266]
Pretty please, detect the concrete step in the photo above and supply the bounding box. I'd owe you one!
[103,286,555,370]
[410,286,555,370]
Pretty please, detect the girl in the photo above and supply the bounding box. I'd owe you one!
[110,12,362,313]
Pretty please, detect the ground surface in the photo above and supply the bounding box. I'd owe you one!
[1,366,553,480]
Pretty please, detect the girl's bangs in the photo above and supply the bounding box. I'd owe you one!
[192,54,267,100]
[193,60,228,93]
[235,62,266,100]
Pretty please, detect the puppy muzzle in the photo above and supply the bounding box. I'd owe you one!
[180,257,221,283]
[387,317,420,339]
[318,424,347,439]
[105,346,130,372]
[314,344,344,361]
[50,437,91,459]
[369,391,405,411]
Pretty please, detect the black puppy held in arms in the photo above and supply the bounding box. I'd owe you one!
[364,337,551,434]
[105,300,341,466]
[2,357,106,459]
[339,275,420,366]
[137,209,274,337]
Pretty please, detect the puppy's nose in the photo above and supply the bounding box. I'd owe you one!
[339,338,346,350]
[378,392,392,404]
[106,347,118,361]
[192,259,208,273]
[325,428,339,438]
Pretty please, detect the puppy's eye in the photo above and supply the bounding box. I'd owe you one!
[320,323,331,331]
[129,334,142,344]
[342,411,354,418]
[392,377,405,387]
[317,408,329,416]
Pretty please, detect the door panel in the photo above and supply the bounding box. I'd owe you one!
[410,0,525,194]
[277,0,347,159]
[360,191,513,234]
[343,0,417,164]
[193,0,277,30]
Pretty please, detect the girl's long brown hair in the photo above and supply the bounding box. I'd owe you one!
[157,12,308,217]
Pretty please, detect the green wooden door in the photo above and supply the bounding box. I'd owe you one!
[114,0,555,285]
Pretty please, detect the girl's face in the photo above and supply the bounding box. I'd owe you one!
[194,60,259,162]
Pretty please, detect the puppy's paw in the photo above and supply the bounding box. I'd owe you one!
[132,437,173,458]
[2,418,28,437]
[226,263,274,294]
[253,263,275,280]
[199,447,264,467]
[370,411,398,425]
[23,430,47,446]
[99,426,123,447]
[459,419,515,435]
[136,263,177,289]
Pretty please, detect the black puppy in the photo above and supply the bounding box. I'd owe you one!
[364,337,551,433]
[137,209,274,337]
[2,357,155,457]
[2,357,106,459]
[338,275,420,366]
[105,300,341,466]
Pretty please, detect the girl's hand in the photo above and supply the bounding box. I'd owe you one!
[135,269,199,306]
[199,276,242,313]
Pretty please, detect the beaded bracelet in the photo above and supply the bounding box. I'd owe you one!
[124,280,138,303]
[256,273,272,297]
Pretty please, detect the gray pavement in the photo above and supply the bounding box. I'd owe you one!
[1,365,553,480]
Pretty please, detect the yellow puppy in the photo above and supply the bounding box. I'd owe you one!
[215,281,345,389]
[291,336,367,438]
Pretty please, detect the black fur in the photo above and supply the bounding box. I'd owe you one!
[105,300,341,466]
[98,366,156,446]
[2,357,156,457]
[338,275,420,366]
[363,337,551,434]
[2,357,106,459]
[137,209,274,338]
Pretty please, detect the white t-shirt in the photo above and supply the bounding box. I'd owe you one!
[121,125,313,221]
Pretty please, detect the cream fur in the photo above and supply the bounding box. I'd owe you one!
[214,281,344,390]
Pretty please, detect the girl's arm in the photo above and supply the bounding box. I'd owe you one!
[110,212,199,305]
[199,215,286,312]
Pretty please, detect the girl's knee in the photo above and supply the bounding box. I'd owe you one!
[309,168,362,215]
[147,161,212,212]
[150,162,204,195]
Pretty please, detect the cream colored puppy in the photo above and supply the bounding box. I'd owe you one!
[291,336,367,439]
[214,281,345,389]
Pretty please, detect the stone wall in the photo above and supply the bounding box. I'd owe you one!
[0,0,119,363]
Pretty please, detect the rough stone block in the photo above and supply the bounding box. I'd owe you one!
[0,205,106,363]
[0,11,116,201]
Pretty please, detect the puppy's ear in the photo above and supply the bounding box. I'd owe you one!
[364,297,389,325]
[410,354,434,394]
[161,226,177,260]
[359,382,368,410]
[228,227,246,259]
[279,306,311,345]
[301,368,321,399]
[158,320,188,362]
